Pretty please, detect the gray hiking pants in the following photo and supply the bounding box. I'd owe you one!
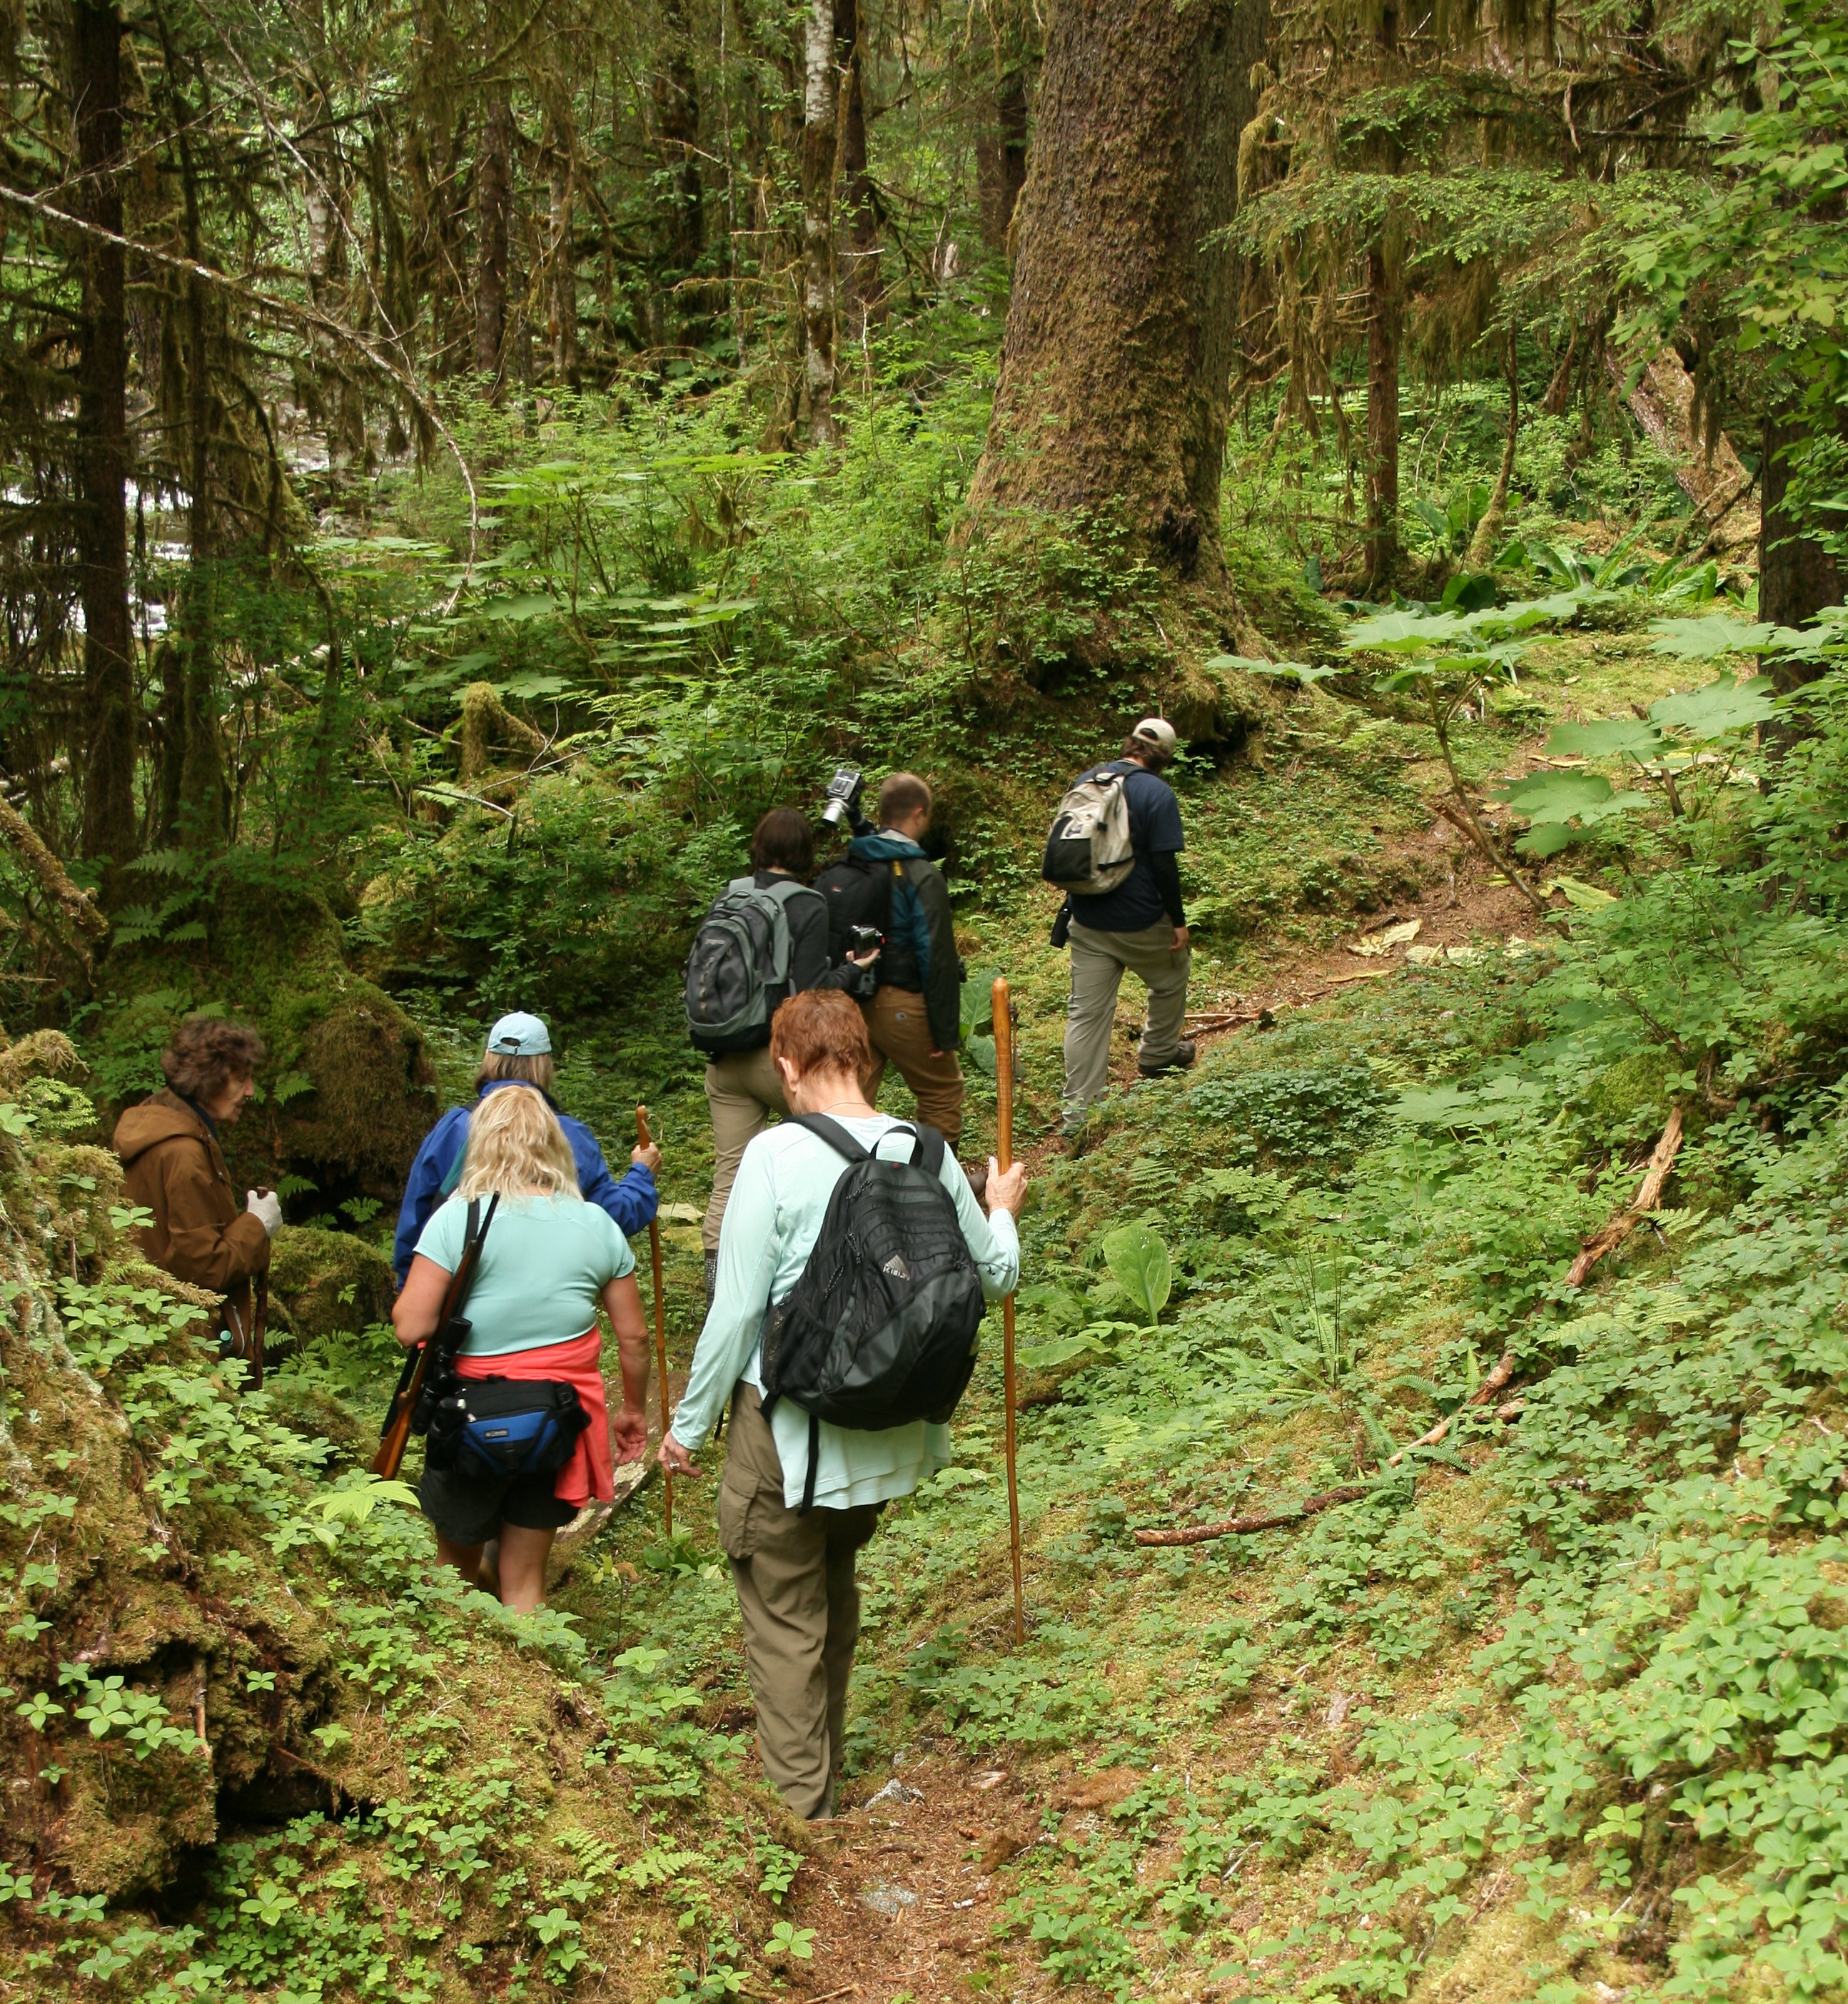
[1063,918,1191,1122]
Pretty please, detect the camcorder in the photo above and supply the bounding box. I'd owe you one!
[820,766,870,834]
[847,923,884,958]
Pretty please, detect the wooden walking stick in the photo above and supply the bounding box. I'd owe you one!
[991,976,1026,1644]
[637,1105,673,1533]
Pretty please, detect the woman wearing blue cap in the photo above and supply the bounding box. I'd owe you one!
[391,1012,660,1289]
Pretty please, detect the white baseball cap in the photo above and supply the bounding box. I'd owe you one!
[1131,717,1178,755]
[485,1011,551,1057]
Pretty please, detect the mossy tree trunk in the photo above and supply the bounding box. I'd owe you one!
[1761,409,1844,644]
[964,0,1266,587]
[71,0,136,878]
[475,86,512,386]
[975,71,1028,252]
[799,0,842,445]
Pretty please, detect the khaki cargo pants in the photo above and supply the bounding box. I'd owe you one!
[717,1385,882,1819]
[862,986,965,1145]
[1062,918,1191,1122]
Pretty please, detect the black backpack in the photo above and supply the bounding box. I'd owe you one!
[683,875,821,1053]
[759,1114,988,1509]
[814,851,894,963]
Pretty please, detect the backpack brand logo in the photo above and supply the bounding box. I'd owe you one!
[882,1255,910,1279]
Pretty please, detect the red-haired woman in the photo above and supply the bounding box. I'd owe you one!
[662,988,1028,1821]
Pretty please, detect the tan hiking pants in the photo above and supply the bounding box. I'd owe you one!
[862,986,965,1145]
[702,1047,789,1252]
[717,1385,882,1819]
[1063,918,1191,1120]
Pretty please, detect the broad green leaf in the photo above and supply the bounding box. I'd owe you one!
[1392,1078,1545,1125]
[1498,770,1615,821]
[1546,718,1665,760]
[1649,672,1777,739]
[1647,616,1778,659]
[1100,1225,1171,1327]
[481,594,560,623]
[1345,609,1471,652]
[1017,1330,1114,1372]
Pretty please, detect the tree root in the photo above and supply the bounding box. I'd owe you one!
[1133,1482,1374,1548]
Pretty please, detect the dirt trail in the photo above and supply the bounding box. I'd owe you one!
[787,1749,1056,2004]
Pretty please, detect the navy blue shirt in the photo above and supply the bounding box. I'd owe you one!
[1069,761,1186,933]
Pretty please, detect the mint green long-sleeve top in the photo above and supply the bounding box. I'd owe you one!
[668,1115,1021,1511]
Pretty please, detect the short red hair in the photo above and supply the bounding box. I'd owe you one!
[770,988,872,1079]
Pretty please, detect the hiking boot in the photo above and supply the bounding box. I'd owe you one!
[962,1159,989,1208]
[1138,1038,1198,1078]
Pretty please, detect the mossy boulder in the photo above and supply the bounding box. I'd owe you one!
[267,1224,395,1340]
[82,874,438,1210]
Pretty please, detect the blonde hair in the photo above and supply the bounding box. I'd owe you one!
[456,1084,582,1203]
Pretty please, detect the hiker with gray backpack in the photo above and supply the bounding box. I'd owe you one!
[1044,717,1196,1136]
[685,809,879,1290]
[660,988,1026,1820]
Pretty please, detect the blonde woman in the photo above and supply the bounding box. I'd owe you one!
[393,1084,650,1612]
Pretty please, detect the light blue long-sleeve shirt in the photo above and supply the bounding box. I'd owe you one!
[670,1115,1020,1511]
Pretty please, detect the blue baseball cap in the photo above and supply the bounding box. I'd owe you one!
[485,1011,551,1057]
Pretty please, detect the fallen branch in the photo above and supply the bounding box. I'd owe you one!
[1565,1105,1685,1288]
[1133,1482,1373,1548]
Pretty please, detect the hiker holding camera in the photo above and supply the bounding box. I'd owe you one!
[660,989,1027,1820]
[685,809,879,1290]
[392,1084,650,1614]
[815,771,966,1149]
[1044,717,1196,1133]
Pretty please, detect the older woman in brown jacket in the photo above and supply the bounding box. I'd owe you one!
[113,1016,281,1368]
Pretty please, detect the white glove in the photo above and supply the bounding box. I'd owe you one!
[246,1189,283,1237]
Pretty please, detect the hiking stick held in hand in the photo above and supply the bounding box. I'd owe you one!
[992,976,1026,1645]
[637,1105,673,1533]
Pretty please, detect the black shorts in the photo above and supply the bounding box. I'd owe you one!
[419,1462,577,1547]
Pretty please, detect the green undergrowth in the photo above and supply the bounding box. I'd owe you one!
[584,662,1848,2003]
[0,1071,799,2004]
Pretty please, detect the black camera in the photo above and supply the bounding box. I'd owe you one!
[821,766,867,831]
[848,923,884,957]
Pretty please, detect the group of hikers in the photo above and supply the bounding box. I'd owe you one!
[110,719,1192,1823]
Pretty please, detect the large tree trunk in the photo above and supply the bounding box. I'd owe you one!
[975,70,1028,251]
[71,0,136,871]
[799,0,842,445]
[964,0,1266,583]
[1760,409,1844,643]
[654,0,706,348]
[836,0,882,340]
[475,86,512,385]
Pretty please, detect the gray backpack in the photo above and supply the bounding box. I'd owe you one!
[1042,766,1136,896]
[683,876,819,1053]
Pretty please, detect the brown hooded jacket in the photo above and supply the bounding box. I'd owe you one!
[113,1089,269,1327]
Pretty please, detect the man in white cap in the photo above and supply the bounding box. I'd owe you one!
[391,1011,661,1287]
[1057,718,1195,1132]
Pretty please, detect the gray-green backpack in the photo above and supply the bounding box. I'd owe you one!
[683,876,821,1053]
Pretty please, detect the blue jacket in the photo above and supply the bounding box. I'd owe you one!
[392,1080,659,1287]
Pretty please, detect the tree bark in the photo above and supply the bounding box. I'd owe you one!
[475,85,512,385]
[653,0,706,347]
[546,118,577,385]
[71,0,136,871]
[1363,240,1400,593]
[1760,408,1844,640]
[836,0,882,339]
[799,0,842,445]
[964,0,1266,582]
[975,70,1028,251]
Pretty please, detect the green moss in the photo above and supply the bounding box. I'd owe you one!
[267,1225,395,1341]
